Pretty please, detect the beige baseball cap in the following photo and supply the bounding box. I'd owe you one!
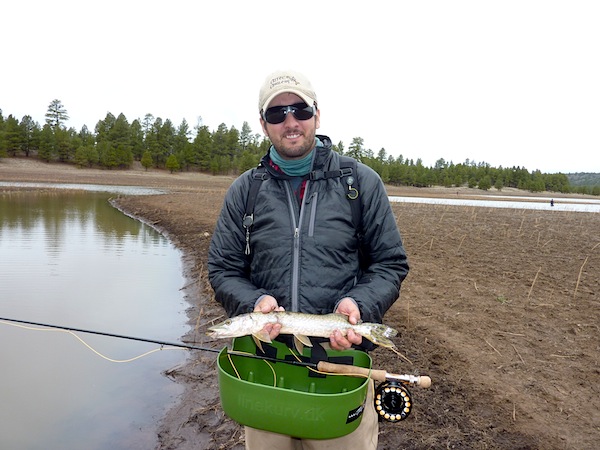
[258,70,318,113]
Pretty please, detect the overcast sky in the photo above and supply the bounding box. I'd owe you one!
[2,1,599,174]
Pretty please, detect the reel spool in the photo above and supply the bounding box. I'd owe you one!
[374,381,412,422]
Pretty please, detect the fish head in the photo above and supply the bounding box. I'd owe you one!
[207,315,253,338]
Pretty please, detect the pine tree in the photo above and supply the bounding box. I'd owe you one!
[45,99,69,129]
[141,151,153,171]
[166,154,180,173]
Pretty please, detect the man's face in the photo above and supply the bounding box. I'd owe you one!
[260,93,320,160]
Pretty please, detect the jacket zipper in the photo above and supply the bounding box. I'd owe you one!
[307,192,318,237]
[285,180,310,312]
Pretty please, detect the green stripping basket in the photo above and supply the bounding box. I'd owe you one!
[217,335,372,439]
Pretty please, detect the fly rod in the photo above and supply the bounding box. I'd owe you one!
[220,350,430,387]
[0,316,431,388]
[0,316,221,353]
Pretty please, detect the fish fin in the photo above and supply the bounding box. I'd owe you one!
[252,335,265,353]
[253,330,272,343]
[293,336,305,354]
[294,334,312,347]
[252,331,272,354]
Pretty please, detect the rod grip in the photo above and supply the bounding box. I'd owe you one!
[317,361,433,388]
[316,361,387,381]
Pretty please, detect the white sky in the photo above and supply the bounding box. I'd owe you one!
[2,0,599,174]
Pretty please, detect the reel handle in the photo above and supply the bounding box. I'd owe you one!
[414,375,432,388]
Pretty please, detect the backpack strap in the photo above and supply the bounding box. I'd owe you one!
[243,164,269,255]
[337,156,362,239]
[338,157,368,269]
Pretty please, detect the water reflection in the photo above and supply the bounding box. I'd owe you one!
[0,191,161,242]
[0,191,187,450]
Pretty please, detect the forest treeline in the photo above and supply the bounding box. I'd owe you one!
[1,100,598,195]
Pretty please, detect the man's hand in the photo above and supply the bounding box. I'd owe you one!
[330,297,363,350]
[254,295,284,340]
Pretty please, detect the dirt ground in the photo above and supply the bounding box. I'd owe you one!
[2,158,599,450]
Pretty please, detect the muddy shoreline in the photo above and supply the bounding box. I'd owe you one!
[2,157,599,450]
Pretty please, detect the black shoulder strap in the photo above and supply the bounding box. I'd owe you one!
[243,164,269,255]
[244,164,268,221]
[337,156,367,269]
[337,156,362,238]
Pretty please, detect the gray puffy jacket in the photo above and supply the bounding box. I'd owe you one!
[208,136,409,328]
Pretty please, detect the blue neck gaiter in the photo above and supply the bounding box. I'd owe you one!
[269,146,315,176]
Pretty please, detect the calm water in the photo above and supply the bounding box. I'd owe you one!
[389,195,600,212]
[0,191,188,449]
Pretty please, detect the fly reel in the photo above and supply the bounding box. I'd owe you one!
[374,381,412,422]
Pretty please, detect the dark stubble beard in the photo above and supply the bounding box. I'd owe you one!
[272,127,317,160]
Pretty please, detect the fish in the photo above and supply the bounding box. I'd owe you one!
[207,311,408,360]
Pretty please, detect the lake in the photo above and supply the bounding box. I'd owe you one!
[0,189,188,450]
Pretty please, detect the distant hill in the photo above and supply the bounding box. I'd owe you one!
[567,173,600,187]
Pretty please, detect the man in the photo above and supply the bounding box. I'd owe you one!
[208,70,409,449]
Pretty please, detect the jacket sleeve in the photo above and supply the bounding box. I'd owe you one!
[343,164,409,324]
[208,171,270,317]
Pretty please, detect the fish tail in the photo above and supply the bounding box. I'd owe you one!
[363,323,398,347]
[362,324,412,363]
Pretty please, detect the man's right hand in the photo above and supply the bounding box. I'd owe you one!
[254,295,284,340]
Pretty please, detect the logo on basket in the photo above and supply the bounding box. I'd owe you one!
[239,395,327,422]
[346,403,365,424]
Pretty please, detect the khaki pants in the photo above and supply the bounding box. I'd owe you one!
[244,380,378,450]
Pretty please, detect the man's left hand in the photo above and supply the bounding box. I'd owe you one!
[330,297,363,350]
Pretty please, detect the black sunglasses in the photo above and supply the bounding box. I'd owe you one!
[262,102,316,124]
